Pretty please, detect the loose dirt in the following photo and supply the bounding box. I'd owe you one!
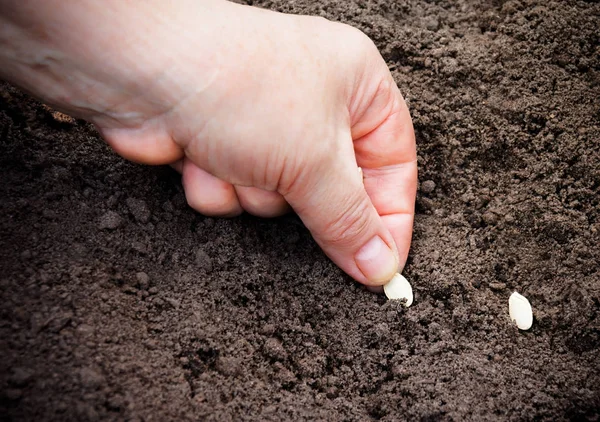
[1,0,598,420]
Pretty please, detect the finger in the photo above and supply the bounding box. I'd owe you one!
[381,212,414,272]
[181,159,243,217]
[235,186,291,218]
[285,141,399,286]
[354,84,417,272]
[98,125,183,165]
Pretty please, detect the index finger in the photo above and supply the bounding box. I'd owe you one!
[353,85,417,270]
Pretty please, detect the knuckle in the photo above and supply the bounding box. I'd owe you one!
[339,22,373,47]
[322,193,373,249]
[279,141,336,197]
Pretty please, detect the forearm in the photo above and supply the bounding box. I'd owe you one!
[0,0,231,125]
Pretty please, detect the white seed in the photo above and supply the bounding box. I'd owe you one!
[358,167,363,182]
[508,291,533,330]
[383,273,413,307]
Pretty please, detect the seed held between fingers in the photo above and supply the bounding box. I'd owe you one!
[358,166,411,305]
[383,273,413,307]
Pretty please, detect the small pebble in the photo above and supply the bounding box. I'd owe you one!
[509,291,533,330]
[135,272,149,290]
[264,338,287,361]
[165,298,181,309]
[489,282,506,291]
[98,211,123,230]
[126,198,151,223]
[51,110,75,124]
[421,180,436,194]
[260,324,276,336]
[383,273,413,307]
[482,211,499,226]
[425,17,440,31]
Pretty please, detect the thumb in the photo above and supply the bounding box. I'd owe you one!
[285,152,399,286]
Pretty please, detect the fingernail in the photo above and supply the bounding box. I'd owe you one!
[355,235,398,284]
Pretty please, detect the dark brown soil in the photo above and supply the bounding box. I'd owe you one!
[1,0,599,420]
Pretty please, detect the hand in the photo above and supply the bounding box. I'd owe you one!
[0,0,417,287]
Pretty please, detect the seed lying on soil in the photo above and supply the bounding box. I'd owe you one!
[383,273,413,307]
[508,291,533,330]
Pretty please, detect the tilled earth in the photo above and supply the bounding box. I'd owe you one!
[1,0,599,420]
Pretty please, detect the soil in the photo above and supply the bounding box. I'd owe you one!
[1,0,599,420]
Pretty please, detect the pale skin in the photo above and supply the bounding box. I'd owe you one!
[0,0,417,289]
